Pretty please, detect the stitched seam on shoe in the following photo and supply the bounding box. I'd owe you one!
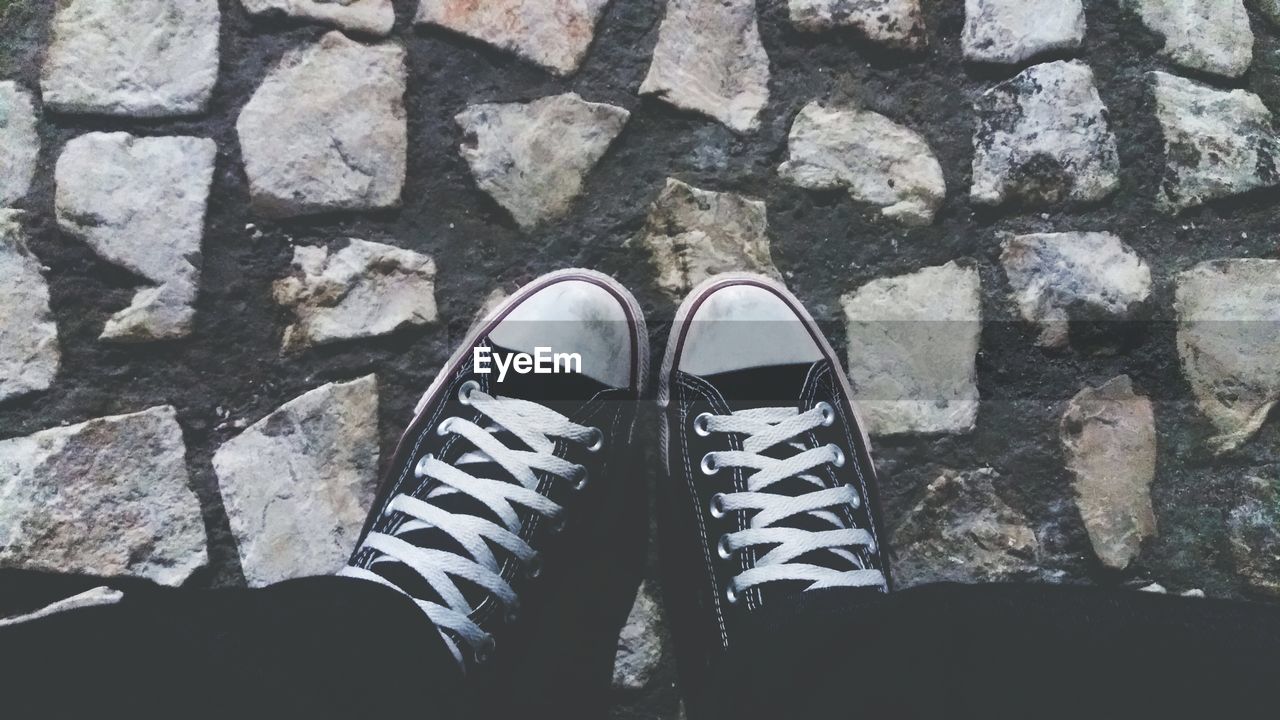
[677,378,730,648]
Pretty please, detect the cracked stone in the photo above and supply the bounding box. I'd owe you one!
[0,82,39,206]
[1228,474,1280,599]
[841,261,981,436]
[788,0,926,49]
[213,376,379,586]
[962,0,1085,65]
[1000,232,1152,349]
[0,406,208,585]
[779,102,945,226]
[971,60,1120,208]
[54,132,216,342]
[415,0,610,76]
[0,212,59,403]
[630,179,781,300]
[613,581,667,691]
[1151,72,1280,213]
[41,0,220,117]
[1061,376,1158,570]
[273,239,438,351]
[641,0,770,133]
[1175,259,1280,454]
[891,468,1040,588]
[456,93,630,229]
[241,0,394,36]
[238,31,406,218]
[1128,0,1253,78]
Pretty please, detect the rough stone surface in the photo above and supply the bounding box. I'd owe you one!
[273,239,439,351]
[788,0,926,49]
[456,93,630,229]
[1000,232,1152,349]
[1128,0,1253,78]
[1255,0,1280,27]
[1228,474,1280,598]
[1061,376,1158,570]
[891,468,1041,587]
[213,376,379,587]
[779,102,945,226]
[1175,260,1280,454]
[1151,72,1280,213]
[0,406,207,585]
[971,60,1120,208]
[962,0,1085,65]
[240,0,394,36]
[41,0,220,117]
[641,0,770,133]
[613,581,667,691]
[631,179,780,300]
[0,82,39,206]
[54,132,216,342]
[841,261,981,436]
[237,32,407,218]
[415,0,610,76]
[0,211,59,403]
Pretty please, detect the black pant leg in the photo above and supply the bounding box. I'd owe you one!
[0,576,462,719]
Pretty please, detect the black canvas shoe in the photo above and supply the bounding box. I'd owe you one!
[656,273,890,717]
[342,269,648,718]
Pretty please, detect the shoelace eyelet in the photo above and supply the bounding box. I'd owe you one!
[458,380,481,405]
[504,603,521,624]
[573,466,589,491]
[828,444,847,468]
[525,553,543,579]
[693,412,713,437]
[817,401,836,427]
[413,453,434,478]
[547,515,567,535]
[700,453,720,476]
[709,493,727,519]
[436,418,455,436]
[474,635,497,665]
[725,581,740,605]
[585,427,606,453]
[716,535,734,560]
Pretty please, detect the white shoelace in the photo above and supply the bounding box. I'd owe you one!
[698,404,886,603]
[340,386,602,666]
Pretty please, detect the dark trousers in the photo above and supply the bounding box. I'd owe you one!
[3,576,1280,719]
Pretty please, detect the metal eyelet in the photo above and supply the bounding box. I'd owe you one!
[547,515,566,535]
[716,535,733,560]
[474,635,497,665]
[458,380,481,405]
[413,453,434,478]
[725,581,740,605]
[573,466,589,491]
[817,401,836,427]
[436,418,455,436]
[693,412,713,437]
[850,492,862,510]
[709,493,727,519]
[525,553,544,579]
[701,453,720,476]
[585,427,605,453]
[504,602,521,625]
[829,444,846,468]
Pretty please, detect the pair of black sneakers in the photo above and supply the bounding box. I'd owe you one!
[340,269,890,718]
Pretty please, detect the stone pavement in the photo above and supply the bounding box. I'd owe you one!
[1,1,1279,717]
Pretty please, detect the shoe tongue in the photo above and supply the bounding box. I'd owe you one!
[703,363,815,410]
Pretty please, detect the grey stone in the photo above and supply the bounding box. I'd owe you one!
[1061,376,1158,570]
[55,132,216,342]
[891,468,1041,588]
[841,261,981,436]
[1253,0,1280,26]
[613,581,667,691]
[962,0,1085,64]
[237,32,407,218]
[0,406,208,585]
[41,0,220,117]
[1000,232,1152,349]
[273,239,438,351]
[415,0,610,76]
[240,0,394,36]
[789,0,925,49]
[779,102,945,226]
[0,212,59,403]
[1151,72,1280,213]
[456,93,629,229]
[630,179,781,300]
[1127,0,1253,78]
[1175,259,1280,454]
[213,376,379,586]
[0,82,39,206]
[972,61,1120,208]
[1228,474,1280,598]
[641,0,770,133]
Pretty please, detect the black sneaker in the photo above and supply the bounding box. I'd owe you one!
[656,273,890,717]
[342,269,648,717]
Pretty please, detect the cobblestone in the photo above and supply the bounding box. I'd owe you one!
[962,0,1085,65]
[788,0,926,49]
[0,211,59,403]
[0,82,38,207]
[1128,0,1253,78]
